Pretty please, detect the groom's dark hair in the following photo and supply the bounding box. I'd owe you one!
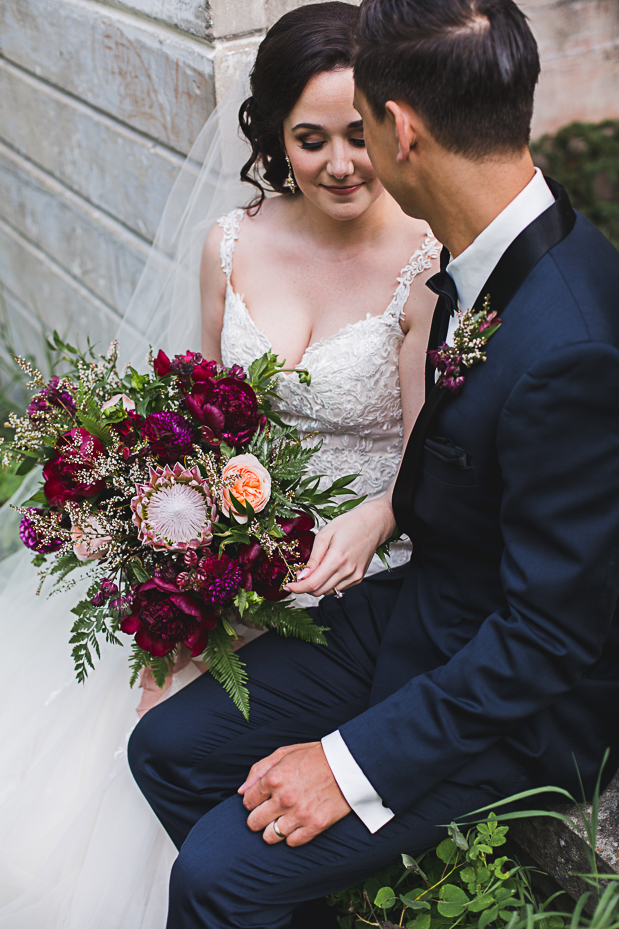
[354,0,540,158]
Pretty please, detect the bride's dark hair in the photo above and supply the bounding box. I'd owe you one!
[239,1,359,210]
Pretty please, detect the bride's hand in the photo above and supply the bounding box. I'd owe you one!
[285,495,396,599]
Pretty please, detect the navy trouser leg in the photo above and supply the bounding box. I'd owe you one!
[166,774,513,929]
[128,579,397,849]
[128,580,531,928]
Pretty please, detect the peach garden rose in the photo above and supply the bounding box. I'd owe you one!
[221,454,271,524]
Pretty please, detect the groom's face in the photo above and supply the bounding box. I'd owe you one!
[354,89,421,219]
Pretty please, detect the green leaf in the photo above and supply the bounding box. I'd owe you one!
[374,887,396,910]
[440,885,469,904]
[253,600,328,645]
[24,489,47,505]
[16,456,37,476]
[201,628,250,719]
[436,837,458,863]
[399,895,430,910]
[438,884,469,917]
[129,558,151,583]
[469,894,496,913]
[547,917,564,929]
[478,904,499,928]
[402,854,427,880]
[461,867,476,883]
[448,821,469,851]
[406,914,431,929]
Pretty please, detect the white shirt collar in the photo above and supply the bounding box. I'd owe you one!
[446,167,555,313]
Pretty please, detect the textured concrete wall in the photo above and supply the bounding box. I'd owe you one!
[0,0,616,367]
[0,0,216,362]
[522,0,619,138]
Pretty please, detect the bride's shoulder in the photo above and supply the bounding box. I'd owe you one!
[398,213,440,257]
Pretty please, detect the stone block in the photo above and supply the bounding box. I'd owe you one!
[509,770,619,912]
[209,0,265,39]
[0,143,148,314]
[0,0,215,153]
[100,0,212,39]
[0,59,183,242]
[0,218,121,350]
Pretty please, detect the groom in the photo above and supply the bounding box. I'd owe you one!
[129,0,619,926]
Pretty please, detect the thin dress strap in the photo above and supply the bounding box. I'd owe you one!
[217,208,245,284]
[387,230,440,322]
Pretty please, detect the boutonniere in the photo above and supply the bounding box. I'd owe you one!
[428,295,502,395]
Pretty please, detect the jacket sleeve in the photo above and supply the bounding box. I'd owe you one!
[338,341,619,814]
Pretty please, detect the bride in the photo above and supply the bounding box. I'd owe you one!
[0,3,438,927]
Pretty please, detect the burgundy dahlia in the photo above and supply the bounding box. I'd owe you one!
[141,411,195,461]
[238,513,314,601]
[19,508,64,554]
[120,578,216,657]
[196,553,242,605]
[43,428,106,505]
[27,377,76,416]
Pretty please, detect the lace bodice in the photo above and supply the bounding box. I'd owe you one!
[219,208,439,570]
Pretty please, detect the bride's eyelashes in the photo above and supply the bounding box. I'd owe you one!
[298,138,366,151]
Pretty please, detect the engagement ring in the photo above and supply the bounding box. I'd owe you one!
[333,587,344,599]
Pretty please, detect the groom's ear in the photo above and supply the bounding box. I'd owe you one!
[385,101,419,163]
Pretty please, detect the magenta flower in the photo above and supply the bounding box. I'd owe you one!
[27,377,76,416]
[195,553,242,605]
[141,411,195,461]
[19,508,64,554]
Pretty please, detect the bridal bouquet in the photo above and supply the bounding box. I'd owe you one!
[2,337,359,716]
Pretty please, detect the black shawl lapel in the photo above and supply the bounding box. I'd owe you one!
[392,178,576,556]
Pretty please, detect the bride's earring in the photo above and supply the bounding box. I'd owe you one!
[285,154,297,193]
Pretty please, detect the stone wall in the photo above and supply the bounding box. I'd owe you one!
[0,0,617,362]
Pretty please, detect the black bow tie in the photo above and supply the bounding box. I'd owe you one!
[426,268,459,317]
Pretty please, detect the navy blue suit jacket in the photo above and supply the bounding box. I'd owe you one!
[338,206,619,816]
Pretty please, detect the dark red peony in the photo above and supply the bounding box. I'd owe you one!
[185,376,262,447]
[43,428,106,505]
[120,576,217,657]
[238,513,314,600]
[141,410,195,461]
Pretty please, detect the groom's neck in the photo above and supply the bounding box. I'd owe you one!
[413,148,536,259]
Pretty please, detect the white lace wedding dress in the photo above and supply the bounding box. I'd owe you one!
[0,212,438,929]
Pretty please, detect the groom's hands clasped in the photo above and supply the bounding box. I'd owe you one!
[238,742,351,846]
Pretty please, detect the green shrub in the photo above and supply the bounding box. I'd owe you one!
[328,815,548,929]
[531,120,619,251]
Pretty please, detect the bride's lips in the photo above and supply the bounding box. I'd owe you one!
[322,183,363,196]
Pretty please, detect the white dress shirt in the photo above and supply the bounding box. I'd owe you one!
[321,168,556,834]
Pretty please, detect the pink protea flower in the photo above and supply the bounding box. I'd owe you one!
[131,462,217,552]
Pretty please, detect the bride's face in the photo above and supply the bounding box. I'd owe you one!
[282,68,384,220]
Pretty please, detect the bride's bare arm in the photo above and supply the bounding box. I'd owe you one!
[287,285,436,599]
[200,223,227,364]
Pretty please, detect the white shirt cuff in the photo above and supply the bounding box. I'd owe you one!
[321,730,394,834]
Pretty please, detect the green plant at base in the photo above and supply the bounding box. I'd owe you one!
[531,120,619,251]
[329,815,548,929]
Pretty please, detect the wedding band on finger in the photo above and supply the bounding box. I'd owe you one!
[272,817,288,839]
[333,587,344,599]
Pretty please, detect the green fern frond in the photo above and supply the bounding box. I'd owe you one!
[201,627,250,719]
[257,601,329,645]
